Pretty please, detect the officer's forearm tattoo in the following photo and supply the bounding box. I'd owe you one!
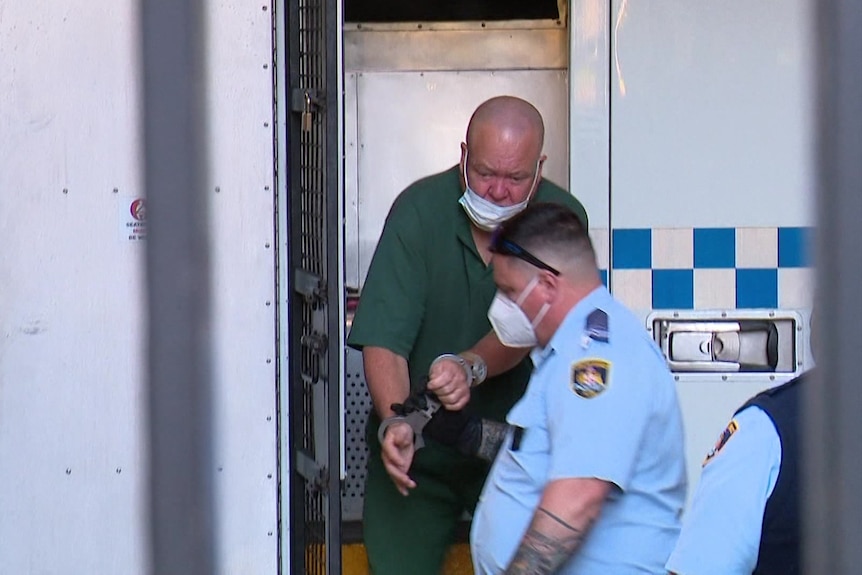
[477,420,510,461]
[504,507,589,575]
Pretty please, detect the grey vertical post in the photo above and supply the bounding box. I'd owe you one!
[806,0,862,573]
[141,1,215,574]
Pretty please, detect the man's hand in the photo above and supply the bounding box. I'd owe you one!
[427,356,471,410]
[380,421,417,496]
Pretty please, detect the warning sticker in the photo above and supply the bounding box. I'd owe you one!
[119,197,147,241]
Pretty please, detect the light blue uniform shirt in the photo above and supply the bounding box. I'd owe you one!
[471,287,687,574]
[666,406,782,575]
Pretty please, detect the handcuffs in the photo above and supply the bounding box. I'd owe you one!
[376,387,442,450]
[376,353,486,449]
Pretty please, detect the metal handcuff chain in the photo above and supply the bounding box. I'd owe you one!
[377,377,442,449]
[376,352,485,449]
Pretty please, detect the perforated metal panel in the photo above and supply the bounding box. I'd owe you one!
[342,347,372,521]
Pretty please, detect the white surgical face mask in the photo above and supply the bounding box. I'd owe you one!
[458,151,540,231]
[488,276,550,348]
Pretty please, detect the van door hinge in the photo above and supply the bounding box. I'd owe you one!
[296,451,328,492]
[294,268,326,306]
[301,331,328,353]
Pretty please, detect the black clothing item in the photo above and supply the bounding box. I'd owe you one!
[736,372,808,575]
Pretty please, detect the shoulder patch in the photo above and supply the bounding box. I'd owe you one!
[571,359,610,399]
[585,309,609,343]
[702,419,739,466]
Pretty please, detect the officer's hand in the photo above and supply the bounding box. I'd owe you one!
[380,421,417,496]
[427,358,470,411]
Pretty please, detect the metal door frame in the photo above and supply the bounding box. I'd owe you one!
[281,0,343,572]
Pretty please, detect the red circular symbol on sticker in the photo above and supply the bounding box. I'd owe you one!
[130,199,147,222]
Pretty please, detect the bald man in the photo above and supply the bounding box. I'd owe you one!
[347,96,589,575]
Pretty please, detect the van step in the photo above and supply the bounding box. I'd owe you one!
[342,543,474,575]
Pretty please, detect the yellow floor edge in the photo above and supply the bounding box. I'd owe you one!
[342,543,474,575]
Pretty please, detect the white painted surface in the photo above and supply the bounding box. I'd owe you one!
[573,0,817,501]
[0,1,278,573]
[569,0,611,234]
[610,0,815,229]
[0,1,148,572]
[206,2,279,573]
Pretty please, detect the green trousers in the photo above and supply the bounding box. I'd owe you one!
[362,429,490,575]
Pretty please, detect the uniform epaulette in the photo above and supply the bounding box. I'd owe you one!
[585,308,609,343]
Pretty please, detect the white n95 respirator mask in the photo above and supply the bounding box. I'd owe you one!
[487,276,549,348]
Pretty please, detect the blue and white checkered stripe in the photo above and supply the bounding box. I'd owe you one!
[589,227,814,310]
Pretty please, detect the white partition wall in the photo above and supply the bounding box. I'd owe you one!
[604,0,816,497]
[0,2,279,572]
[0,3,148,571]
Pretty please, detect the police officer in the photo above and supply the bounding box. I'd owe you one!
[666,369,810,575]
[425,202,687,574]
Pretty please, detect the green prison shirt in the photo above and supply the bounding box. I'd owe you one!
[348,165,589,426]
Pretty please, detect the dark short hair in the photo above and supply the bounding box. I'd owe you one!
[493,202,595,270]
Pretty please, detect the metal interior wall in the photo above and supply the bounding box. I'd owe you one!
[286,0,342,571]
[342,23,570,293]
[342,347,370,522]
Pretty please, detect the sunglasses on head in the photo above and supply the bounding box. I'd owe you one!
[490,228,560,276]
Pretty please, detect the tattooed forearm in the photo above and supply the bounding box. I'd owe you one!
[477,420,510,462]
[504,507,589,575]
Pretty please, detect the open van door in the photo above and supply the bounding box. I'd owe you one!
[284,0,343,572]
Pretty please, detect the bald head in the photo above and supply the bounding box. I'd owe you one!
[466,96,545,157]
[460,96,547,208]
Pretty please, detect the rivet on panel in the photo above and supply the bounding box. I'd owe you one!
[215,186,221,193]
[264,185,270,191]
[262,5,268,10]
[218,466,224,472]
[66,468,72,475]
[263,63,269,70]
[62,188,69,195]
[267,473,272,479]
[268,531,273,537]
[264,122,270,128]
[721,375,728,381]
[113,187,119,194]
[116,468,122,474]
[266,358,272,364]
[266,416,272,421]
[674,375,679,381]
[265,242,271,248]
